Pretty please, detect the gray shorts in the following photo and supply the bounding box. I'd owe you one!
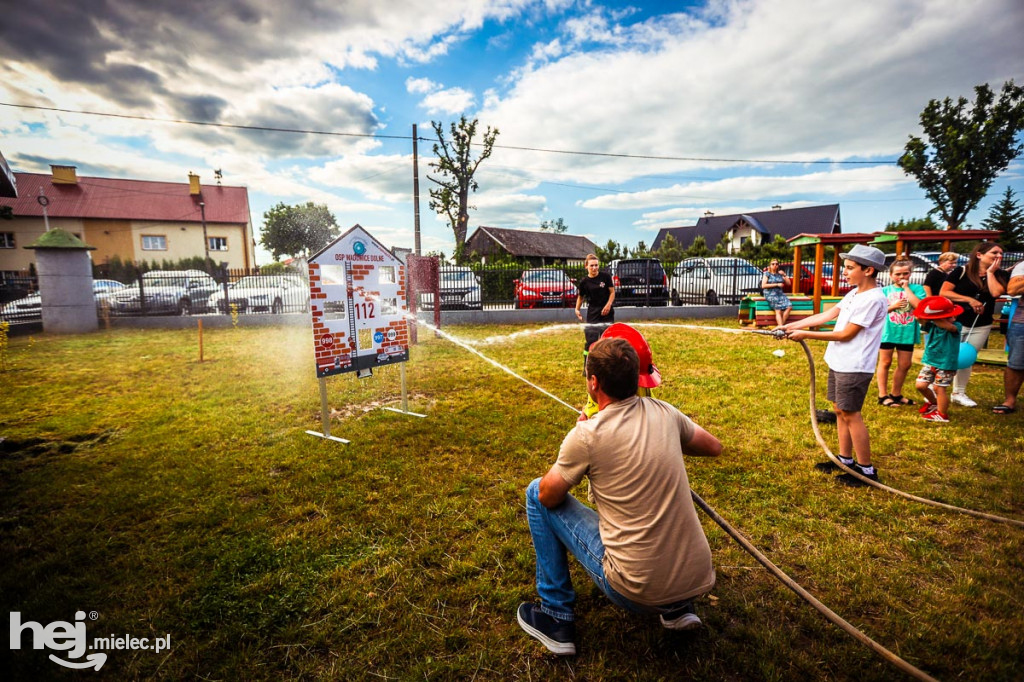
[1008,323,1024,371]
[826,369,874,413]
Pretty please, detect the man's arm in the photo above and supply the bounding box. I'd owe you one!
[1008,275,1024,297]
[538,467,573,508]
[683,424,721,457]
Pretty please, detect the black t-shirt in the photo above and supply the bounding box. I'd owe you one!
[577,272,615,323]
[923,267,948,296]
[944,265,1008,327]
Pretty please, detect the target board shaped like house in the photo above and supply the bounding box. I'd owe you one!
[308,225,410,379]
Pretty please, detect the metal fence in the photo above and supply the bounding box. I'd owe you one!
[1,269,312,322]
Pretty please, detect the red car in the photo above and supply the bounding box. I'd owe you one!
[775,262,852,296]
[514,269,578,309]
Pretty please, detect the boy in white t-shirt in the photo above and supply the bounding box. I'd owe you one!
[779,245,889,486]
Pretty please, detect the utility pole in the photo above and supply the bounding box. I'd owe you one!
[412,123,421,256]
[200,200,210,261]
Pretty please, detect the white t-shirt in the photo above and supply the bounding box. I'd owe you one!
[1011,261,1024,324]
[823,286,888,373]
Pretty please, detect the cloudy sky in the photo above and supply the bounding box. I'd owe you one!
[1,0,1022,262]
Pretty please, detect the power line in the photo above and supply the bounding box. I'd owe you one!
[0,102,409,141]
[2,101,901,166]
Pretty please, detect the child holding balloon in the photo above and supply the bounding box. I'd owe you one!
[914,296,965,423]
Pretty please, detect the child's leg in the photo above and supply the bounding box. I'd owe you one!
[876,348,894,398]
[892,349,913,398]
[935,385,950,415]
[916,378,936,406]
[835,404,853,459]
[840,409,872,466]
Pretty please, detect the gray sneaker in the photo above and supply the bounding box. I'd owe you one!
[659,601,702,631]
[517,602,576,655]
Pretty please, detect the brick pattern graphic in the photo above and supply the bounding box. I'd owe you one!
[307,228,411,377]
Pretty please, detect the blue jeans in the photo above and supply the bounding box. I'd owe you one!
[525,478,689,622]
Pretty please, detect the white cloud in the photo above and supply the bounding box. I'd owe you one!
[420,87,476,115]
[481,0,1024,184]
[581,166,913,210]
[631,202,819,231]
[406,77,438,94]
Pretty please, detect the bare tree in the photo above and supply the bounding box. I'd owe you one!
[427,116,498,260]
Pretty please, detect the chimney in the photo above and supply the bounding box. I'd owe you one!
[51,165,78,184]
[188,172,201,196]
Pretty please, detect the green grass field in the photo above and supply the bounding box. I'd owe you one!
[2,320,1022,680]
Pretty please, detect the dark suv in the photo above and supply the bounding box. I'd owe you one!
[607,258,670,306]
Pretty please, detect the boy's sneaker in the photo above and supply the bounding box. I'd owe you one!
[950,392,977,407]
[517,603,576,655]
[837,463,878,487]
[921,410,950,423]
[918,402,936,414]
[659,601,702,631]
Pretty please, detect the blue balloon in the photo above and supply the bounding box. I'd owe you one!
[957,342,978,370]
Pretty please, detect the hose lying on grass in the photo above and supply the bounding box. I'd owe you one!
[461,319,1023,681]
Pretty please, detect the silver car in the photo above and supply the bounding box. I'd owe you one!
[419,267,482,310]
[1,279,126,322]
[109,270,220,316]
[208,275,308,314]
[671,257,763,305]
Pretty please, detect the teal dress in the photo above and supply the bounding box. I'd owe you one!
[763,273,791,311]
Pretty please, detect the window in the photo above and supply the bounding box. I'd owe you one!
[0,232,14,249]
[141,235,167,250]
[209,237,228,251]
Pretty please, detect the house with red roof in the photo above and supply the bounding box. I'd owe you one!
[0,165,254,273]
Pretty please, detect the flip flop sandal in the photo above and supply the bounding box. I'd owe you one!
[878,395,897,407]
[891,394,915,406]
[992,405,1017,415]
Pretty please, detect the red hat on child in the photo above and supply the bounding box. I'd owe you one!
[600,323,661,388]
[913,295,963,320]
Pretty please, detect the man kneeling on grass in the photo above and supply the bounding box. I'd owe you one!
[517,336,722,655]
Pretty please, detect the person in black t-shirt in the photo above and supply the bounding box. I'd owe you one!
[575,254,615,372]
[940,242,1009,407]
[923,252,958,296]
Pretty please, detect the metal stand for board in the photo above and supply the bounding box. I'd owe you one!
[305,377,350,444]
[382,363,426,418]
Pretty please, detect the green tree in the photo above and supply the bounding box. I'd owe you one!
[595,239,625,263]
[631,241,651,257]
[899,81,1024,230]
[655,233,684,264]
[980,186,1024,250]
[685,236,709,258]
[427,116,499,261]
[259,202,340,260]
[883,216,941,232]
[711,235,731,257]
[539,218,568,233]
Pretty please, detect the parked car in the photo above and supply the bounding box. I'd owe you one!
[608,258,669,306]
[915,251,968,268]
[419,266,482,310]
[671,257,761,305]
[208,275,307,314]
[1,279,126,322]
[514,269,577,309]
[876,253,935,288]
[777,262,853,296]
[109,270,220,316]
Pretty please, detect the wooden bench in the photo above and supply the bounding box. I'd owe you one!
[739,295,838,329]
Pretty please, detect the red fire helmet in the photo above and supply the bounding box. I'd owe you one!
[600,323,661,388]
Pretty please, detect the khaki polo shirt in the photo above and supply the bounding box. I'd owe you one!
[553,395,715,605]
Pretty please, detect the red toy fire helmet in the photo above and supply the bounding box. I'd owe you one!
[600,323,661,388]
